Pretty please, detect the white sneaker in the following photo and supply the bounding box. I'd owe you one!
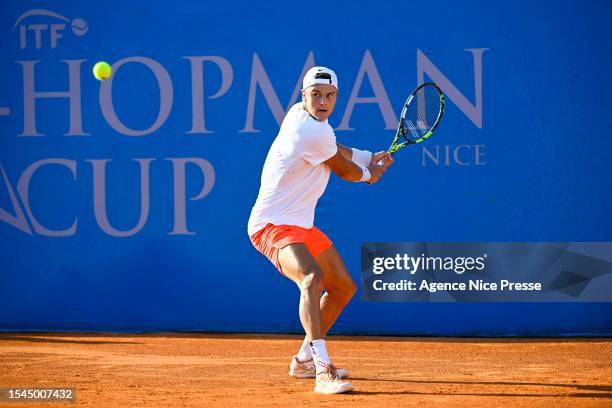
[289,356,349,379]
[314,363,353,394]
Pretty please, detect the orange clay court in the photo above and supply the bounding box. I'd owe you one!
[0,333,610,407]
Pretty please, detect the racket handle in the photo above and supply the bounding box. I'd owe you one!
[377,150,395,166]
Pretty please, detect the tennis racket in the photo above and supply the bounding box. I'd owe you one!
[383,82,445,158]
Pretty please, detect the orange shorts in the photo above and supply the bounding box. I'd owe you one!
[249,224,333,274]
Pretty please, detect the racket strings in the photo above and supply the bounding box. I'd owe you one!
[402,86,442,142]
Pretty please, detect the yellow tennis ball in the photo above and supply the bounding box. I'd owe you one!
[93,61,112,81]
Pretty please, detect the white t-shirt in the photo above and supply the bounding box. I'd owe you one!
[247,103,338,236]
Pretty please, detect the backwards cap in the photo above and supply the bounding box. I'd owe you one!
[302,66,338,91]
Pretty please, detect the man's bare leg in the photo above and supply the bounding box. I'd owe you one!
[278,243,324,342]
[292,244,356,378]
[316,245,357,335]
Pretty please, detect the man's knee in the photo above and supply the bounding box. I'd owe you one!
[329,278,357,302]
[341,279,357,301]
[346,279,357,298]
[299,266,323,292]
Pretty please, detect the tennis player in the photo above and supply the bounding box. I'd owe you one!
[248,66,392,394]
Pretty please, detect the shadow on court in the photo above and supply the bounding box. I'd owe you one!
[349,378,612,392]
[350,390,612,398]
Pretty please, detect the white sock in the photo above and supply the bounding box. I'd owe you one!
[309,339,331,373]
[296,337,312,362]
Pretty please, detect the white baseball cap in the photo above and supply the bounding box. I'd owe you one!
[302,66,338,91]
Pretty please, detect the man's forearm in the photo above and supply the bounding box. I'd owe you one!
[336,143,353,160]
[335,159,369,182]
[325,151,372,183]
[336,143,372,166]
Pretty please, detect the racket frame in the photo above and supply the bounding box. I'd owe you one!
[387,82,445,154]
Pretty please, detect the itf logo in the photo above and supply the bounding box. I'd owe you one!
[13,9,88,49]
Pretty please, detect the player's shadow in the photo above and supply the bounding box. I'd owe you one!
[338,337,612,344]
[348,378,612,398]
[350,390,612,398]
[0,335,143,345]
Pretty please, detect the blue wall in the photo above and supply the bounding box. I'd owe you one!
[0,0,611,335]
